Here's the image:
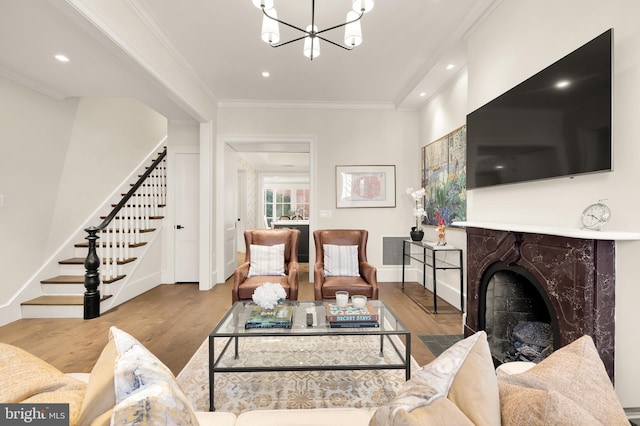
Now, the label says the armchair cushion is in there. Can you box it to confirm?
[248,243,286,277]
[323,244,359,277]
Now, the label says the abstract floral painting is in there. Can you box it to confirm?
[421,126,467,226]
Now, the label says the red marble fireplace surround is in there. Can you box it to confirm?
[464,226,615,379]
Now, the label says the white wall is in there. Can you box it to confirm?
[217,107,420,279]
[48,98,167,253]
[463,0,640,407]
[418,70,469,311]
[168,122,200,147]
[0,78,78,319]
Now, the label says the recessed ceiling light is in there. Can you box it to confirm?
[54,54,70,62]
[446,63,455,70]
[419,92,427,97]
[556,80,570,89]
[262,71,270,77]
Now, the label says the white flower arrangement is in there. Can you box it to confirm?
[406,187,427,230]
[252,282,286,310]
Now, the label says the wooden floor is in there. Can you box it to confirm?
[0,265,463,376]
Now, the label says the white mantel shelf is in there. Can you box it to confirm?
[452,221,640,241]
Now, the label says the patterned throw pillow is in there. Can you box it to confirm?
[248,244,286,277]
[110,327,199,426]
[323,244,359,277]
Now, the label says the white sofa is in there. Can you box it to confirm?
[2,327,628,426]
[71,372,373,426]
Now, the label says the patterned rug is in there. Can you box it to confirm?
[177,334,418,415]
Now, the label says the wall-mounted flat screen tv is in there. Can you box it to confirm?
[466,29,612,189]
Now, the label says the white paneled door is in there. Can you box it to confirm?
[174,151,199,282]
[224,145,238,280]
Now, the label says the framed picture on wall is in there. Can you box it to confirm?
[421,125,467,226]
[335,165,396,208]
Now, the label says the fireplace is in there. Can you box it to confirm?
[482,266,559,364]
[464,226,615,379]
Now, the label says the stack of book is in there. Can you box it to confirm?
[325,302,380,328]
[245,304,294,329]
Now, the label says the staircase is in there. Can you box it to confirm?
[20,149,167,319]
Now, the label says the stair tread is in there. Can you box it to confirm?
[111,204,165,208]
[100,216,164,220]
[103,228,156,233]
[59,257,137,265]
[41,274,126,284]
[21,295,112,306]
[41,275,84,284]
[74,241,146,248]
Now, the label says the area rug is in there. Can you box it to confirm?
[177,334,418,415]
[419,334,464,357]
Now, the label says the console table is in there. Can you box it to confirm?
[401,240,464,314]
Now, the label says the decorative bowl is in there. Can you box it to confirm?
[352,295,367,308]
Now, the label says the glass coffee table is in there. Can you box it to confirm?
[208,300,411,411]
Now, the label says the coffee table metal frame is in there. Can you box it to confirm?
[208,300,411,411]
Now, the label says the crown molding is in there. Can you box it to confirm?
[218,99,399,111]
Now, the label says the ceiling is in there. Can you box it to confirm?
[0,0,498,171]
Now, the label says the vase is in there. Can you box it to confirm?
[437,224,446,246]
[410,229,424,241]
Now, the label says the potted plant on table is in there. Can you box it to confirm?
[406,187,426,241]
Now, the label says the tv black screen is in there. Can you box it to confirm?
[466,29,612,189]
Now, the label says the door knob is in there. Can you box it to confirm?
[176,225,184,229]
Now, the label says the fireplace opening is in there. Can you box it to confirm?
[479,263,560,366]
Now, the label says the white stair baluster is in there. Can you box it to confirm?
[124,203,130,260]
[152,169,159,217]
[118,212,124,262]
[134,193,140,245]
[104,225,111,281]
[162,158,167,206]
[111,220,117,278]
[145,179,151,230]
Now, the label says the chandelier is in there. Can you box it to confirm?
[252,0,375,60]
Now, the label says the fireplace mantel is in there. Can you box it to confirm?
[453,221,640,241]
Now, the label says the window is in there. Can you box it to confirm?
[264,185,309,226]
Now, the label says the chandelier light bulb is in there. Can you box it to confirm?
[352,0,374,14]
[303,25,320,59]
[261,8,280,44]
[344,11,363,47]
[252,0,274,9]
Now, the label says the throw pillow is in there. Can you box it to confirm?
[323,244,360,277]
[498,335,627,425]
[248,243,286,277]
[77,338,117,426]
[109,326,199,426]
[370,331,501,426]
[0,342,87,426]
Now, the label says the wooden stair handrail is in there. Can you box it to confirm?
[83,148,167,319]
